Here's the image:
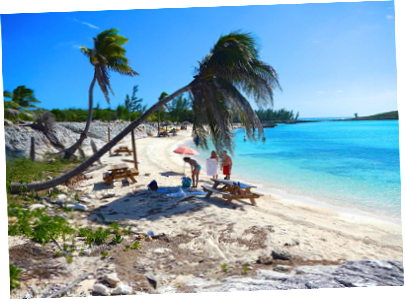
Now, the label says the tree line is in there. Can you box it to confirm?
[4,85,297,124]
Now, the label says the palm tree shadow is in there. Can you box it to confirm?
[92,182,115,191]
[87,190,243,223]
[160,171,184,177]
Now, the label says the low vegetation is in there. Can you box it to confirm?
[9,264,22,290]
[353,110,398,120]
[6,157,81,196]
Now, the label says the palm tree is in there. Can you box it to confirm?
[10,31,281,193]
[3,86,41,121]
[63,28,138,158]
[156,92,168,134]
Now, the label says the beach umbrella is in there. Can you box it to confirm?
[174,146,200,155]
[173,146,200,174]
[161,120,173,131]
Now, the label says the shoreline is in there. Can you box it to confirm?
[8,127,403,298]
[138,131,403,261]
[179,136,402,227]
[12,127,399,262]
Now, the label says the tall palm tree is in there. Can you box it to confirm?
[10,31,281,193]
[3,86,41,121]
[63,28,138,158]
[156,92,168,134]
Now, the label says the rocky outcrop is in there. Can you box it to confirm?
[4,121,157,161]
[186,260,404,292]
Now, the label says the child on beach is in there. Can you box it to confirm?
[221,150,232,180]
[183,157,201,188]
[209,150,219,179]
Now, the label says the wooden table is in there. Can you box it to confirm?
[202,178,263,205]
[103,163,138,185]
[113,146,133,156]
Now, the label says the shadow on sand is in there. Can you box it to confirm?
[86,187,252,223]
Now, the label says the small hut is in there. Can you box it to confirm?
[161,120,173,132]
[182,121,192,130]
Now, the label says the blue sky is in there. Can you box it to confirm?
[0,0,399,118]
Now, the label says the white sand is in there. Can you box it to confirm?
[78,128,403,263]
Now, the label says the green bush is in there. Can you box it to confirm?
[9,264,22,290]
[82,227,111,246]
[111,233,123,245]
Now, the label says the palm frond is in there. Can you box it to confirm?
[216,78,263,140]
[189,31,281,153]
[82,28,139,104]
[95,65,112,103]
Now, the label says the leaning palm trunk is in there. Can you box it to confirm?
[63,72,97,158]
[10,84,193,194]
[10,31,280,193]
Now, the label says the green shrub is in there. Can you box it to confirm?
[111,233,123,245]
[82,227,110,246]
[125,240,142,251]
[9,264,22,290]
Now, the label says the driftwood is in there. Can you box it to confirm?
[90,139,102,165]
[43,273,90,298]
[30,137,35,161]
[78,147,86,161]
[50,236,71,262]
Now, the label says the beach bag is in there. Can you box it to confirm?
[182,177,192,188]
[148,180,158,191]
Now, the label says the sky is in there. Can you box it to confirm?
[0,1,399,118]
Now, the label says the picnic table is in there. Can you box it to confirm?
[113,146,133,156]
[103,163,138,185]
[202,178,263,205]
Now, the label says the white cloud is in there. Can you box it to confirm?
[72,17,99,29]
[386,15,394,20]
[336,90,343,93]
[82,22,99,29]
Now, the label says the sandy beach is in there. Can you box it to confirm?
[76,128,403,263]
[7,127,404,298]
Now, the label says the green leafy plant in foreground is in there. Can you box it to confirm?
[125,240,142,251]
[83,227,111,246]
[8,205,76,262]
[102,251,109,258]
[111,233,123,245]
[220,263,228,273]
[9,264,22,290]
[108,222,120,234]
[242,265,250,274]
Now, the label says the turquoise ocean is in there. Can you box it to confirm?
[189,120,402,221]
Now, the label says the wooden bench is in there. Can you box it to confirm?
[103,172,112,183]
[113,146,133,156]
[201,185,233,197]
[103,164,137,185]
[202,179,262,206]
[129,168,139,176]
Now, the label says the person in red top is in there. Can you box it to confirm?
[221,150,233,180]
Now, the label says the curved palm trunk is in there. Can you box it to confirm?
[63,71,97,159]
[10,83,193,194]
